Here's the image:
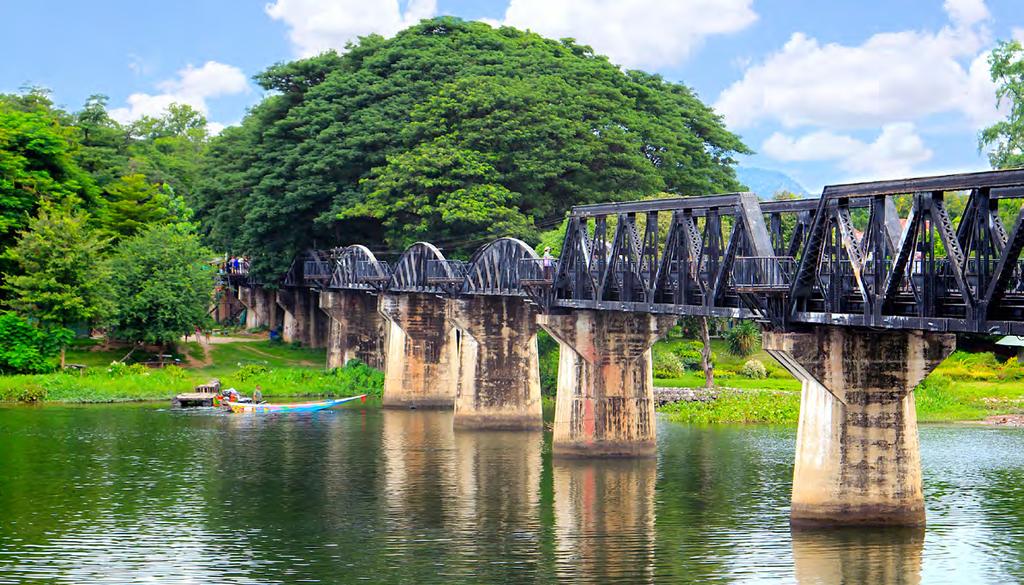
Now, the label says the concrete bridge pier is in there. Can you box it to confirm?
[764,328,955,526]
[379,293,457,409]
[447,296,543,430]
[320,290,387,370]
[540,311,677,457]
[276,288,329,348]
[238,285,278,330]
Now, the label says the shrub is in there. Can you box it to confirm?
[653,348,686,379]
[538,330,559,396]
[162,365,188,380]
[0,312,69,374]
[335,359,385,398]
[106,361,148,377]
[235,364,271,381]
[725,321,761,357]
[673,341,711,369]
[15,384,47,403]
[740,359,767,379]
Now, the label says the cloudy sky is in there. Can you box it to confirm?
[2,0,1021,193]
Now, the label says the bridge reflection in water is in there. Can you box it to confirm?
[791,527,925,585]
[553,458,657,583]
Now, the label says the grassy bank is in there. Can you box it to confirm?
[0,339,383,404]
[655,341,1024,425]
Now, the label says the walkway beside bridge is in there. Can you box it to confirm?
[232,168,1024,527]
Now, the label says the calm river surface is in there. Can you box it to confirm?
[1,404,1024,584]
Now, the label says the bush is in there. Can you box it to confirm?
[335,359,385,398]
[235,364,271,381]
[14,384,47,403]
[538,330,559,396]
[653,348,686,379]
[740,359,767,379]
[673,341,710,369]
[725,321,761,357]
[106,361,148,377]
[0,312,70,374]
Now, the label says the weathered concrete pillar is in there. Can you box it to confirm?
[539,311,676,457]
[238,285,277,329]
[764,327,955,526]
[379,293,457,408]
[276,288,329,348]
[320,290,387,370]
[306,290,329,349]
[447,297,543,430]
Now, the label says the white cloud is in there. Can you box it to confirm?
[496,0,757,69]
[763,123,933,179]
[716,1,995,130]
[110,61,249,123]
[944,0,989,27]
[1013,27,1024,42]
[266,0,437,57]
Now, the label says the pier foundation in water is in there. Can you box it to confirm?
[765,327,955,526]
[540,310,676,457]
[448,296,543,430]
[379,293,457,409]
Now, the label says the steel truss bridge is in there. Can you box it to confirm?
[248,169,1024,334]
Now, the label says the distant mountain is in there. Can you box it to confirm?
[735,166,810,199]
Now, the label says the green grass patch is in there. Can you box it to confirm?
[660,389,800,425]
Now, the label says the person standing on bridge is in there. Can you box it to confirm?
[542,247,554,281]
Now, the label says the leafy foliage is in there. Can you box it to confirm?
[98,174,189,239]
[740,359,767,379]
[653,347,686,379]
[105,225,215,345]
[3,204,113,329]
[724,321,761,357]
[0,94,96,259]
[0,312,70,374]
[980,40,1024,169]
[195,17,749,279]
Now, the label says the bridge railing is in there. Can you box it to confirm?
[303,260,333,285]
[732,256,798,292]
[517,258,557,286]
[355,260,393,288]
[425,259,468,293]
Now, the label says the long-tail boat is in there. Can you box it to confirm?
[226,395,366,414]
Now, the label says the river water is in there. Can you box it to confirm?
[1,404,1023,584]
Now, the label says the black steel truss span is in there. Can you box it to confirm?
[283,168,1024,335]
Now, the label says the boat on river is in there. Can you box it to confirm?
[226,395,366,414]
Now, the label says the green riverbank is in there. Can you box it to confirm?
[3,336,1023,426]
[654,340,1024,424]
[0,338,383,403]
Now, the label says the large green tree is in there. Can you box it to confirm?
[3,204,112,366]
[105,225,214,346]
[0,95,96,255]
[980,40,1024,169]
[195,17,749,280]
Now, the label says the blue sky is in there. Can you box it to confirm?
[2,0,1021,194]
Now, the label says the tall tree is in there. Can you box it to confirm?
[980,40,1024,169]
[98,174,188,239]
[195,17,749,280]
[0,96,96,255]
[3,204,112,366]
[105,224,214,346]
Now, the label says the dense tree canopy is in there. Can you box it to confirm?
[194,17,749,278]
[105,225,215,346]
[980,40,1024,169]
[3,204,112,364]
